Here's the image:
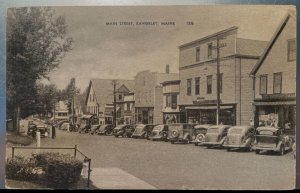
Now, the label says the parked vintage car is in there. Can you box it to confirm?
[252,126,293,155]
[201,125,231,148]
[168,123,195,144]
[78,115,97,134]
[149,124,169,141]
[192,124,212,146]
[222,126,255,151]
[113,124,135,138]
[97,124,114,135]
[36,125,49,138]
[90,125,101,135]
[27,123,37,138]
[132,124,155,139]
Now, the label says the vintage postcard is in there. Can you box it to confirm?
[4,4,297,190]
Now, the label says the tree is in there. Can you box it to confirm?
[7,7,73,132]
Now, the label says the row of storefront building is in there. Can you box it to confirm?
[84,11,296,133]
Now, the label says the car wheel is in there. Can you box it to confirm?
[171,141,175,144]
[114,135,118,138]
[255,149,260,154]
[186,136,191,144]
[227,148,231,152]
[106,131,112,136]
[194,143,198,146]
[279,145,285,156]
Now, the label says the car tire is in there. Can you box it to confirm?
[279,145,285,156]
[227,148,231,152]
[171,141,175,144]
[194,143,198,146]
[255,149,260,154]
[106,131,112,136]
[114,135,118,138]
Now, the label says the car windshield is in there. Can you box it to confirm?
[153,125,164,131]
[207,127,219,134]
[229,128,243,135]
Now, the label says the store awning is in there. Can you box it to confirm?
[185,105,233,110]
[81,114,94,119]
[254,101,296,106]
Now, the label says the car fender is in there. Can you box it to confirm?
[244,138,252,147]
[183,133,190,140]
[220,136,227,144]
[277,141,284,150]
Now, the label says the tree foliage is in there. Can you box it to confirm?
[6,7,72,131]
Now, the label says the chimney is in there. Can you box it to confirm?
[165,64,170,74]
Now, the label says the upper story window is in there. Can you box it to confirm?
[273,72,282,94]
[119,94,122,100]
[207,75,212,94]
[259,75,268,95]
[219,73,223,94]
[195,77,200,95]
[166,94,177,109]
[195,47,200,62]
[288,39,296,61]
[127,103,131,111]
[187,79,192,96]
[208,43,213,59]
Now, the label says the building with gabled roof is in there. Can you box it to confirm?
[250,10,296,136]
[85,79,134,125]
[178,26,268,125]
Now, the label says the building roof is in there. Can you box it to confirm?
[85,79,135,105]
[155,73,179,86]
[250,11,294,75]
[236,38,268,57]
[160,79,181,86]
[179,26,238,48]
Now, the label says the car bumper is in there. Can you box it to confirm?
[201,142,222,146]
[251,146,280,152]
[222,142,250,148]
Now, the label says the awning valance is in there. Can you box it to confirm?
[185,105,233,110]
[254,101,296,106]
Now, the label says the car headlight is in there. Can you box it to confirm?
[172,130,178,137]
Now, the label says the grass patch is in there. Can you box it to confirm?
[6,134,34,146]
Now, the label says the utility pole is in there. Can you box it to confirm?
[112,80,118,127]
[216,37,220,125]
[214,35,226,125]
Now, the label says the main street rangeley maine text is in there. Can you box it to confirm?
[5,6,296,190]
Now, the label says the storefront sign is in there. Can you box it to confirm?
[192,99,220,105]
[261,93,295,101]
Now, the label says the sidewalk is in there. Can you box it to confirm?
[90,168,157,189]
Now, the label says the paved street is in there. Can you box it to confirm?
[8,126,293,190]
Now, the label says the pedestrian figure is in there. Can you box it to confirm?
[52,124,56,139]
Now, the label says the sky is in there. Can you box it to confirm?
[41,5,294,92]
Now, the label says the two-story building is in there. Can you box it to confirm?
[122,92,135,124]
[178,26,268,125]
[250,11,296,135]
[161,80,185,124]
[135,68,179,124]
[85,79,134,125]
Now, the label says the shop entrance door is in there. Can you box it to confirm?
[142,110,149,124]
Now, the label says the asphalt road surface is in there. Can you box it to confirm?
[9,124,296,190]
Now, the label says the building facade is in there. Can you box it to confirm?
[250,12,296,135]
[135,70,179,124]
[85,79,134,125]
[161,80,184,124]
[179,26,268,125]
